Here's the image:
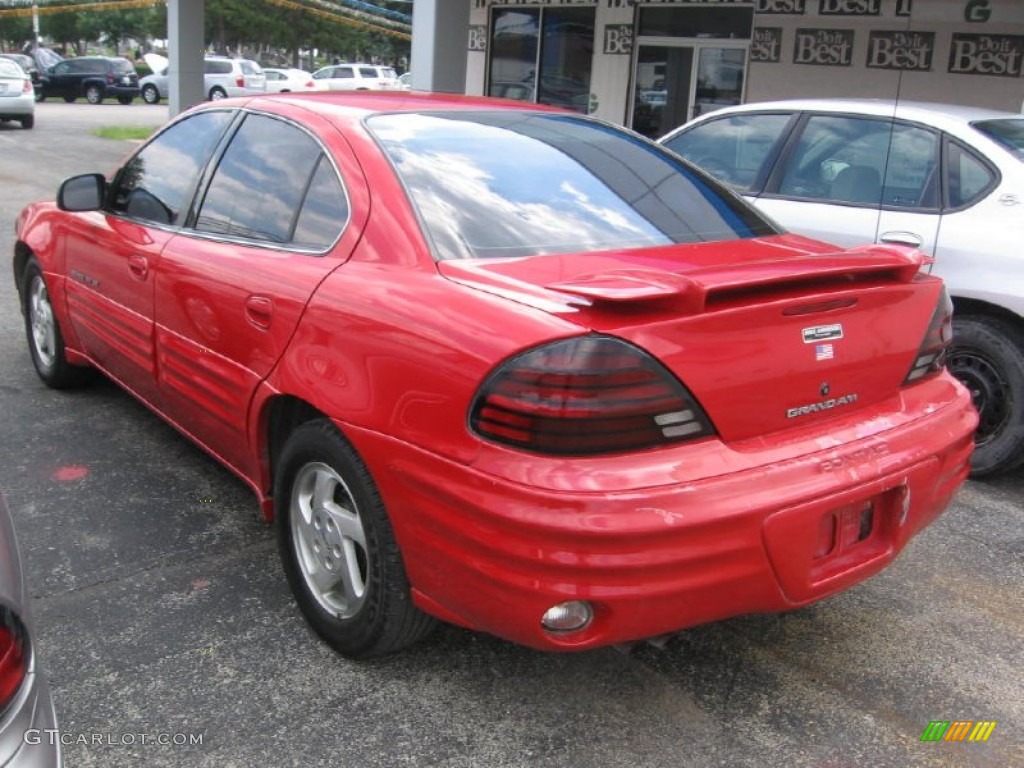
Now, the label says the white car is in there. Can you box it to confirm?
[660,99,1024,476]
[0,58,34,129]
[262,68,316,94]
[139,53,266,103]
[311,63,397,91]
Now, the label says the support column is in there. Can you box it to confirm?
[410,0,469,93]
[168,0,205,116]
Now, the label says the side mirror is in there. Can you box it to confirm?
[57,173,106,212]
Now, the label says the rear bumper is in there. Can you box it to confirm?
[345,374,976,651]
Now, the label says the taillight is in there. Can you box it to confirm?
[470,335,714,455]
[0,607,28,713]
[106,73,114,84]
[304,80,314,89]
[22,79,32,94]
[236,75,245,88]
[904,285,953,385]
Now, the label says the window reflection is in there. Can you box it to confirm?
[370,112,775,261]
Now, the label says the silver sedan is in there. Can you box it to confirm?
[0,492,61,766]
[660,99,1024,477]
[0,59,34,129]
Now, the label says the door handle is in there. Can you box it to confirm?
[128,254,148,280]
[879,231,923,248]
[245,295,274,329]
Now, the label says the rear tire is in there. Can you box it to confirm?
[948,315,1024,476]
[20,115,33,129]
[20,260,95,389]
[275,419,436,658]
[208,86,227,101]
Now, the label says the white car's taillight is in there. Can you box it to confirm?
[904,286,954,385]
[470,335,714,455]
[22,80,32,94]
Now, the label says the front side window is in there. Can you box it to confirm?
[110,110,234,226]
[196,114,325,244]
[662,113,792,192]
[369,111,776,261]
[778,115,939,209]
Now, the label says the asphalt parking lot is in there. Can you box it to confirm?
[1,101,1022,768]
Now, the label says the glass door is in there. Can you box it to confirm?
[631,43,747,139]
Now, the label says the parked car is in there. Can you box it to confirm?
[139,54,265,103]
[0,58,34,129]
[262,67,316,94]
[0,493,62,766]
[37,55,139,104]
[312,63,397,91]
[14,93,976,659]
[660,99,1024,476]
[397,72,412,91]
[0,53,42,99]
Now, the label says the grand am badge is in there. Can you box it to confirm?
[787,393,859,419]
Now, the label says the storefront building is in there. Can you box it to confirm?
[461,0,1024,138]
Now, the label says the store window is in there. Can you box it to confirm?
[488,7,595,114]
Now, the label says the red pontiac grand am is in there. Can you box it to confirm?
[13,92,977,658]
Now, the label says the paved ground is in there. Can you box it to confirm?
[1,102,1021,768]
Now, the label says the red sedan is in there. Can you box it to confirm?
[13,92,977,658]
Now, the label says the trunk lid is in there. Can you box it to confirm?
[439,234,939,442]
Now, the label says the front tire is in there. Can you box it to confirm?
[948,315,1024,476]
[142,84,160,104]
[275,420,436,658]
[21,260,94,389]
[85,85,102,104]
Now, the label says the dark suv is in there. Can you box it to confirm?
[39,56,140,104]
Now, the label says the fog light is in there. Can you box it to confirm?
[540,601,593,633]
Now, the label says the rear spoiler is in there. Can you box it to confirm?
[547,246,929,313]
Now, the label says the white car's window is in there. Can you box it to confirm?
[778,115,939,210]
[337,68,353,79]
[359,68,377,78]
[974,118,1024,161]
[0,60,22,78]
[947,142,996,209]
[661,113,792,192]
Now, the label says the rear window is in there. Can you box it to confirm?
[0,60,22,78]
[973,119,1024,161]
[111,58,135,75]
[368,111,777,261]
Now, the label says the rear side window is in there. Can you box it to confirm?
[946,141,996,209]
[369,111,776,260]
[662,113,791,192]
[205,60,232,75]
[292,157,349,249]
[196,114,337,246]
[111,110,234,225]
[359,68,377,78]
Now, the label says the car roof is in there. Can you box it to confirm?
[234,90,568,119]
[689,98,1022,133]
